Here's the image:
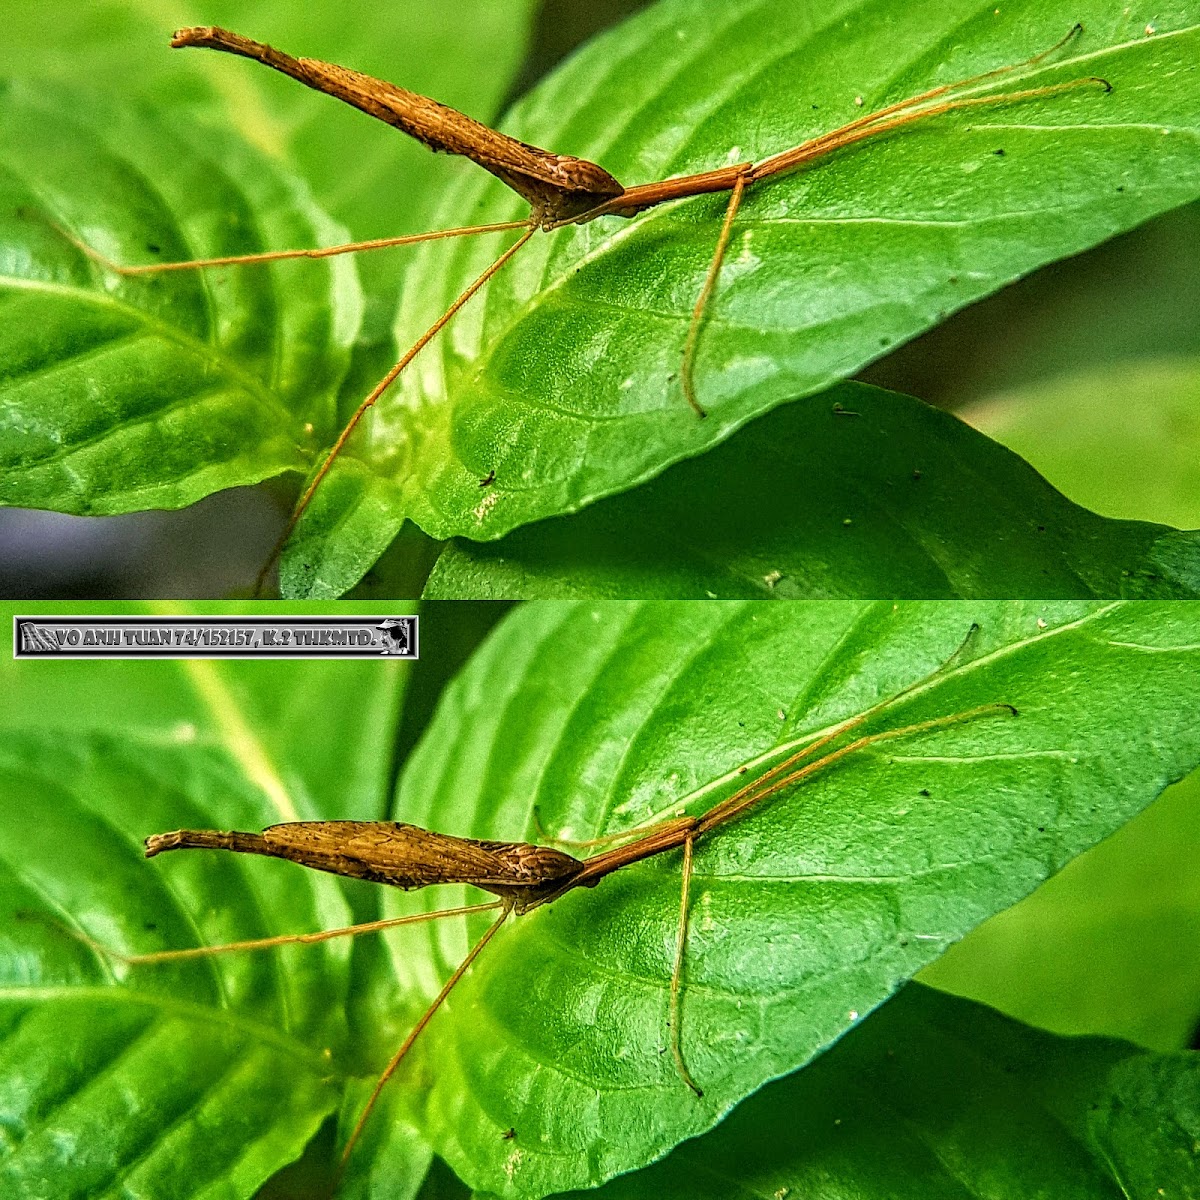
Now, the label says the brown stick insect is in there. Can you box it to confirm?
[66,23,1112,593]
[73,632,1017,1180]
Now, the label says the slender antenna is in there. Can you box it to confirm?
[572,623,999,886]
[46,902,504,965]
[561,700,1015,1096]
[695,621,987,827]
[57,220,530,276]
[749,24,1090,183]
[536,808,693,851]
[537,624,984,854]
[698,703,1016,834]
[340,906,512,1171]
[751,77,1109,183]
[669,833,701,1096]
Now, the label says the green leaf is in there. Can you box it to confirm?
[0,601,413,823]
[280,0,1200,596]
[544,984,1200,1200]
[0,734,351,1198]
[964,357,1200,530]
[381,601,1200,1197]
[336,1086,434,1200]
[0,0,538,527]
[421,382,1200,599]
[860,198,1200,404]
[7,602,1199,1197]
[0,82,361,515]
[0,604,422,1199]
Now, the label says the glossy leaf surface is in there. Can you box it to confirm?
[0,83,360,514]
[0,0,536,532]
[0,604,415,1198]
[5,602,1199,1197]
[423,383,1200,599]
[549,984,1200,1200]
[382,601,1200,1196]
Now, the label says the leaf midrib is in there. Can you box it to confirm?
[0,984,333,1073]
[0,274,301,428]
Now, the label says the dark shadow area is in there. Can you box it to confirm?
[0,486,284,599]
[504,0,657,106]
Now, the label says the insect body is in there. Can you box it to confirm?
[170,27,626,228]
[146,820,590,911]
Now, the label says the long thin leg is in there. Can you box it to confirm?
[675,72,1104,417]
[698,702,1016,834]
[750,23,1090,181]
[538,716,865,858]
[253,226,537,596]
[750,75,1109,183]
[669,832,702,1097]
[340,905,512,1171]
[680,172,748,419]
[582,624,990,876]
[54,219,531,276]
[695,623,988,825]
[42,901,504,965]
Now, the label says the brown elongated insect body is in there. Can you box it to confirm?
[145,820,588,911]
[171,27,625,226]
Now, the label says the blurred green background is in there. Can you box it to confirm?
[1,0,1196,596]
